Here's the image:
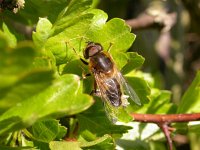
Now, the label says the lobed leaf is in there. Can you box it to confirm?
[34,2,137,68]
[134,89,176,114]
[121,52,145,74]
[77,100,132,137]
[32,18,53,49]
[79,134,115,149]
[27,119,67,143]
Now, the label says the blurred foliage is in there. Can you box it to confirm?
[0,0,199,150]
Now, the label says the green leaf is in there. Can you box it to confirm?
[126,76,151,105]
[122,89,176,143]
[103,98,133,123]
[50,134,115,150]
[0,41,35,77]
[177,71,200,113]
[116,139,150,150]
[77,100,132,137]
[83,14,136,69]
[53,0,93,34]
[188,121,200,135]
[61,60,87,77]
[8,0,70,25]
[149,141,168,150]
[32,18,53,49]
[121,52,145,74]
[0,146,35,150]
[0,32,8,50]
[41,6,135,66]
[80,133,115,149]
[131,88,176,115]
[82,8,135,53]
[50,141,82,150]
[117,121,161,146]
[28,119,67,143]
[0,70,54,114]
[0,35,56,114]
[86,17,135,53]
[189,132,200,150]
[1,23,17,48]
[0,74,93,135]
[0,39,55,115]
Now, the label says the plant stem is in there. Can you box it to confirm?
[158,123,173,150]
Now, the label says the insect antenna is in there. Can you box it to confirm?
[107,42,113,52]
[65,38,89,64]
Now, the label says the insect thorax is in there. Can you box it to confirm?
[90,52,114,74]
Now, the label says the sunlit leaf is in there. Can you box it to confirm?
[32,18,53,49]
[50,141,81,150]
[0,74,93,135]
[1,23,17,48]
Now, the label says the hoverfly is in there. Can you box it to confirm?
[83,42,141,122]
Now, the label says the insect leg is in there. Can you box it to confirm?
[90,81,101,97]
[82,72,91,79]
[80,58,89,65]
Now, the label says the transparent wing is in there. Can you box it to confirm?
[117,72,141,106]
[93,72,121,123]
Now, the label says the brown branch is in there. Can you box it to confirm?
[126,13,158,30]
[131,113,200,123]
[131,113,200,150]
[126,12,177,31]
[10,20,34,39]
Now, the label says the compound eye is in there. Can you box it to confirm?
[95,44,103,51]
[88,46,99,57]
[84,46,98,59]
[84,42,103,59]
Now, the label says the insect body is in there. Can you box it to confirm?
[84,42,141,121]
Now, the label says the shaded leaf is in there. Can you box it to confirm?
[80,134,115,150]
[0,146,35,150]
[28,119,67,143]
[0,41,35,77]
[134,89,176,114]
[126,76,151,106]
[121,52,145,74]
[116,139,149,150]
[77,99,132,137]
[177,71,200,113]
[188,121,200,135]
